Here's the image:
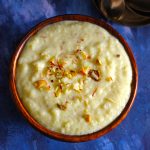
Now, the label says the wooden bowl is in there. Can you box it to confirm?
[10,14,138,142]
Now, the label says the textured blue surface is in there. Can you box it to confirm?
[0,0,150,149]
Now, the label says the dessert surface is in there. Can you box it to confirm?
[16,21,132,135]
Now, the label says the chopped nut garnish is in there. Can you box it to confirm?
[116,54,120,57]
[33,80,48,89]
[80,51,88,59]
[105,98,116,104]
[92,87,98,96]
[70,70,77,77]
[49,61,55,67]
[83,114,91,123]
[55,70,63,79]
[57,103,67,110]
[33,80,50,91]
[88,69,101,81]
[74,49,89,59]
[34,49,103,95]
[96,59,102,65]
[54,87,61,97]
[59,84,63,90]
[106,77,113,81]
[79,68,86,76]
[67,73,72,79]
[49,56,55,63]
[87,55,91,59]
[57,59,65,69]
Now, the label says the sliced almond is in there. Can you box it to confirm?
[88,69,101,81]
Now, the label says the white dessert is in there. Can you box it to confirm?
[16,21,132,135]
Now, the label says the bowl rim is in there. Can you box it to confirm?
[10,14,138,142]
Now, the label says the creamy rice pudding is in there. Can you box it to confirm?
[16,21,132,135]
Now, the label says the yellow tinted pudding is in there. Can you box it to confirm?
[16,21,132,135]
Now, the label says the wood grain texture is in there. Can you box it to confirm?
[10,14,138,142]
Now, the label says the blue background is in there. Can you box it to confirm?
[0,0,150,149]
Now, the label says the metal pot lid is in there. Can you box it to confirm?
[93,0,150,26]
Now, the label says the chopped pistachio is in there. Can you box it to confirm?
[80,51,88,59]
[54,87,61,97]
[84,101,89,107]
